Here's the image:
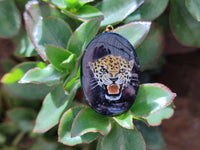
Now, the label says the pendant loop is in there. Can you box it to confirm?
[103,25,114,33]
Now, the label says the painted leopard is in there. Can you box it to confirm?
[88,55,137,101]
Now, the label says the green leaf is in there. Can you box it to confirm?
[1,59,15,73]
[100,123,145,150]
[62,5,103,21]
[13,28,37,57]
[14,0,29,11]
[0,133,6,144]
[154,11,170,34]
[33,80,81,133]
[48,0,92,9]
[58,106,99,146]
[114,21,151,48]
[19,64,62,86]
[7,108,37,132]
[112,111,134,129]
[0,122,19,136]
[1,62,53,100]
[144,103,174,126]
[185,0,200,21]
[29,138,59,150]
[34,17,72,57]
[64,67,81,92]
[131,83,176,117]
[170,0,200,47]
[136,24,164,71]
[1,68,24,84]
[124,0,169,23]
[45,45,74,71]
[79,0,94,3]
[71,107,111,137]
[48,0,67,8]
[0,0,21,38]
[60,54,76,71]
[67,19,101,56]
[96,0,144,27]
[24,1,66,60]
[135,121,165,149]
[97,136,103,150]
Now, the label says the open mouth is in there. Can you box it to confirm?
[107,84,120,94]
[105,84,122,101]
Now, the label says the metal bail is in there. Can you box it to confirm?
[103,25,114,33]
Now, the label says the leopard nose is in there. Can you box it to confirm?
[110,78,118,82]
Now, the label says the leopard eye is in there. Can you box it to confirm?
[120,68,125,73]
[100,67,107,73]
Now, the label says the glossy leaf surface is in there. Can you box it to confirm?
[71,107,111,137]
[114,21,151,48]
[100,123,145,150]
[79,0,94,3]
[131,83,176,117]
[60,54,76,71]
[1,62,52,100]
[136,24,164,71]
[64,66,80,93]
[170,0,200,47]
[144,103,174,126]
[33,81,80,133]
[124,0,169,22]
[62,5,103,21]
[113,111,134,129]
[0,0,21,38]
[185,0,200,21]
[19,64,62,86]
[96,0,144,27]
[24,1,65,60]
[34,17,72,55]
[58,106,99,146]
[48,0,67,8]
[67,19,101,56]
[45,45,74,71]
[48,0,93,9]
[13,28,37,57]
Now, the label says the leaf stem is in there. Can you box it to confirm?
[12,132,25,147]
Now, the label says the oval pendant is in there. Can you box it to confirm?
[81,33,140,116]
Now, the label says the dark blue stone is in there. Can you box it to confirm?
[81,33,140,116]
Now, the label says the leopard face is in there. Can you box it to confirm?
[89,55,135,101]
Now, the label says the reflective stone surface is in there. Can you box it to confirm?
[81,33,140,116]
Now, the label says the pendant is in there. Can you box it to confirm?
[81,26,140,116]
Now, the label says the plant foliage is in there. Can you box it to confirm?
[5,0,200,149]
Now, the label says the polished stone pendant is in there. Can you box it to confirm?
[81,32,140,116]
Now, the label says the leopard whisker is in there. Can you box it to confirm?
[130,82,139,86]
[90,81,98,86]
[89,79,97,83]
[131,73,138,78]
[89,78,96,81]
[130,78,138,81]
[90,83,99,89]
[117,77,124,83]
[103,76,111,84]
[105,77,111,83]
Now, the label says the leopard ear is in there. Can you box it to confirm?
[129,59,135,69]
[88,61,95,71]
